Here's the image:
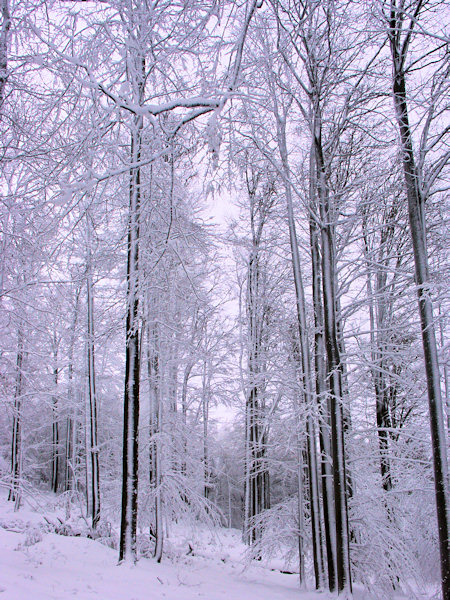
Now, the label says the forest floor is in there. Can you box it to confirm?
[0,490,423,600]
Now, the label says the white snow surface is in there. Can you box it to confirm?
[0,491,423,600]
[0,492,321,600]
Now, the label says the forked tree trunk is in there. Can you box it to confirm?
[310,185,337,591]
[313,121,352,597]
[277,116,324,589]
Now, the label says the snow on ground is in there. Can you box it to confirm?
[0,491,422,600]
[0,491,319,600]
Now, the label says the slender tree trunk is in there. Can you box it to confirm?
[0,0,10,115]
[84,381,91,515]
[65,402,79,499]
[202,359,211,500]
[245,383,262,544]
[277,115,324,589]
[361,212,393,494]
[243,178,271,545]
[65,286,80,493]
[437,303,449,435]
[9,326,23,505]
[86,230,100,529]
[65,417,72,493]
[181,361,193,478]
[51,337,60,494]
[243,392,252,543]
[361,209,403,589]
[296,430,306,590]
[153,392,163,563]
[148,319,163,562]
[389,9,449,595]
[227,475,232,528]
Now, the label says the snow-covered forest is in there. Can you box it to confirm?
[0,0,448,598]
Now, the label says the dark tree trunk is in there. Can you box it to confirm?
[314,127,352,596]
[202,359,211,500]
[361,209,394,495]
[310,185,337,592]
[389,6,449,595]
[9,327,23,505]
[51,339,60,494]
[277,117,324,589]
[119,110,143,564]
[243,172,272,546]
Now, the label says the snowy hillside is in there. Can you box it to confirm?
[0,492,319,600]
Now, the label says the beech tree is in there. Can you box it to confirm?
[384,1,450,596]
[243,164,275,544]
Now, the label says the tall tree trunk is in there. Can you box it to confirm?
[51,336,60,494]
[277,116,324,589]
[181,361,193,478]
[65,416,73,493]
[0,0,10,115]
[148,319,163,562]
[389,6,449,595]
[243,173,271,546]
[86,227,100,529]
[296,429,307,590]
[437,303,449,436]
[119,107,143,564]
[313,120,352,596]
[310,147,337,592]
[9,326,23,506]
[202,359,211,500]
[65,286,81,493]
[361,210,393,494]
[84,383,92,516]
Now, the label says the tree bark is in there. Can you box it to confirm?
[9,326,23,506]
[202,358,211,500]
[243,172,272,545]
[119,108,143,564]
[51,336,60,494]
[0,0,10,114]
[86,225,100,529]
[313,121,352,596]
[310,169,337,591]
[65,285,80,493]
[147,319,163,562]
[361,209,393,494]
[389,5,449,595]
[277,116,325,589]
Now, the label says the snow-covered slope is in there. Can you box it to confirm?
[0,494,319,600]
